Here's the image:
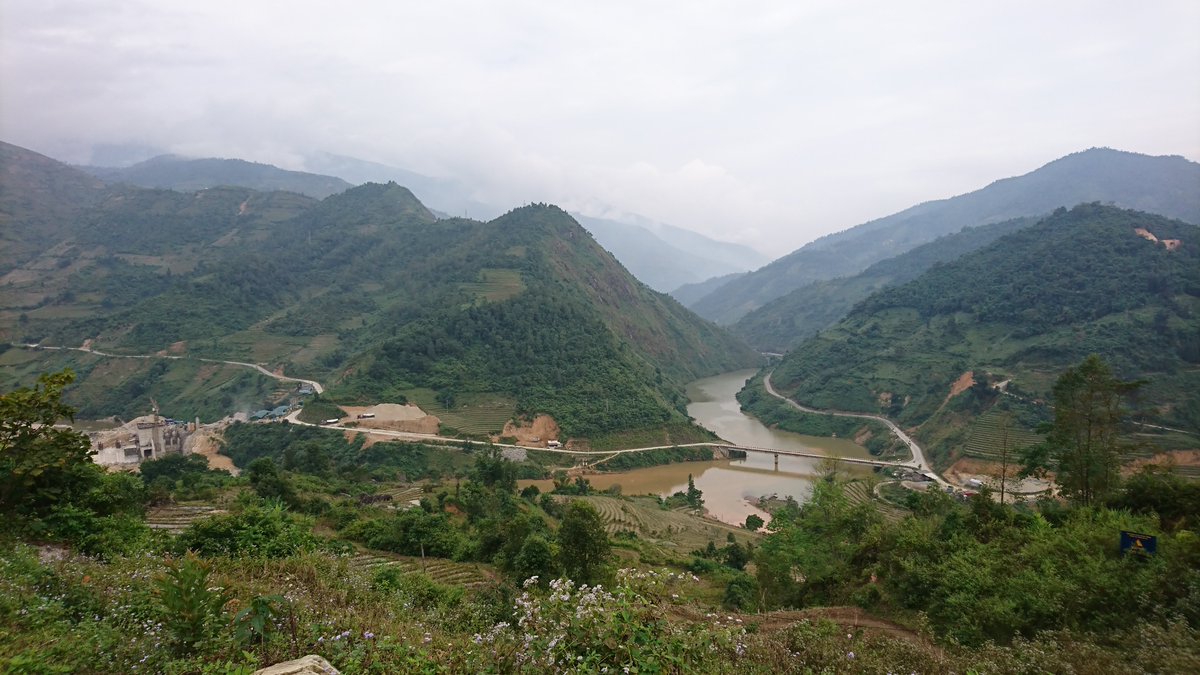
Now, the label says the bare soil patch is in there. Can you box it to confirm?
[946,456,1048,494]
[1125,449,1200,475]
[341,403,440,434]
[946,371,975,401]
[496,414,560,446]
[187,428,238,475]
[671,604,937,653]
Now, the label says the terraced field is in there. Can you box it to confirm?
[578,495,755,556]
[967,412,1190,476]
[1171,464,1200,480]
[349,551,493,588]
[146,504,225,533]
[963,411,1042,461]
[377,485,426,507]
[843,480,906,521]
[401,388,515,435]
[459,268,525,304]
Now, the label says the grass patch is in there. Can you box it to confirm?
[297,397,347,424]
[459,268,525,305]
[402,388,515,436]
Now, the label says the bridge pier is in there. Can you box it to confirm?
[774,453,779,470]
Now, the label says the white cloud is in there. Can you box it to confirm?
[2,0,1198,254]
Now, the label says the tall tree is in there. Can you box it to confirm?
[1023,355,1144,506]
[556,500,610,585]
[992,411,1017,505]
[0,369,97,517]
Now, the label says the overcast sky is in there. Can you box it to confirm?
[3,1,1198,253]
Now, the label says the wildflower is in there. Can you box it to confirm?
[317,636,325,644]
[847,651,855,659]
[364,631,375,640]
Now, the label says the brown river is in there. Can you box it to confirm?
[525,369,874,527]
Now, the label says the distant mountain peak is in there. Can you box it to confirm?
[690,147,1200,324]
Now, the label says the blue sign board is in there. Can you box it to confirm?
[1120,531,1157,558]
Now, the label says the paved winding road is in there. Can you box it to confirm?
[763,371,948,486]
[18,341,946,483]
[16,342,325,394]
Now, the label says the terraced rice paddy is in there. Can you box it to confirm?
[145,504,225,533]
[843,480,907,521]
[1174,465,1200,479]
[459,268,525,304]
[349,551,493,588]
[377,485,426,507]
[578,495,754,555]
[963,411,1042,461]
[401,388,515,435]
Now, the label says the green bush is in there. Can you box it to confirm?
[155,553,231,655]
[176,503,320,558]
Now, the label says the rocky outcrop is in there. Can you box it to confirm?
[252,655,339,675]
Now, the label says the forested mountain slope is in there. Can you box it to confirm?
[769,204,1200,462]
[0,141,110,274]
[691,148,1200,324]
[734,216,1038,351]
[1,143,756,436]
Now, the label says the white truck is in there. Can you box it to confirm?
[546,440,562,449]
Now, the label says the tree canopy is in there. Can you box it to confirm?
[0,369,95,517]
[1023,354,1144,505]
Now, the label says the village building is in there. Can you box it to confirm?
[90,403,197,466]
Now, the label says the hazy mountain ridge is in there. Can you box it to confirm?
[689,148,1200,324]
[670,272,746,306]
[74,147,771,293]
[733,216,1039,351]
[573,215,756,292]
[81,154,354,199]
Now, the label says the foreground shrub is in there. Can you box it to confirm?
[156,553,232,655]
[474,568,746,672]
[176,502,320,558]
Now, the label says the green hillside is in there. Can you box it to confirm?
[81,154,354,199]
[0,140,110,274]
[691,148,1200,324]
[769,204,1200,466]
[1,143,756,436]
[734,216,1038,351]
